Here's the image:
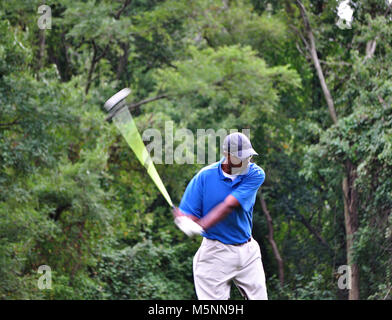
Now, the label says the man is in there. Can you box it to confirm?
[173,132,268,300]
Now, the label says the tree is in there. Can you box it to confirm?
[290,0,392,299]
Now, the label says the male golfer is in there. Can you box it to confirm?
[173,132,268,300]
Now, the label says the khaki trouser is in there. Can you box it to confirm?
[193,237,268,300]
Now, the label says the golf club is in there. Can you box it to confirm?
[104,88,174,208]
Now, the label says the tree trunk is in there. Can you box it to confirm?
[37,0,46,76]
[259,193,284,287]
[37,28,46,78]
[342,160,360,300]
[85,44,97,95]
[365,39,377,60]
[116,42,130,80]
[85,42,109,94]
[295,0,360,299]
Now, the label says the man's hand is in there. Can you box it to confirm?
[173,207,204,237]
[172,206,183,219]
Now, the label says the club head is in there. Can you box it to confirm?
[104,88,131,122]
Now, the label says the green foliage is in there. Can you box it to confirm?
[0,0,391,301]
[152,44,300,131]
[299,0,392,300]
[93,240,195,299]
[184,0,290,65]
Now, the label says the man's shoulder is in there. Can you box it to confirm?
[247,163,265,180]
[196,161,220,177]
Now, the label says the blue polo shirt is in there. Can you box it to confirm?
[179,158,265,244]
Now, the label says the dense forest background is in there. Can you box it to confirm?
[0,0,391,300]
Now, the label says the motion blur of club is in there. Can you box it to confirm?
[104,88,174,208]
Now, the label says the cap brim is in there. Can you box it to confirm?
[236,148,258,160]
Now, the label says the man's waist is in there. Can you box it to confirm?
[205,236,252,246]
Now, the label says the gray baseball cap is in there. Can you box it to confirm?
[222,132,258,160]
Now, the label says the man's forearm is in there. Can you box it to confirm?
[173,207,199,222]
[198,196,239,230]
[174,196,240,231]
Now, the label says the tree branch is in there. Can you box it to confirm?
[295,41,311,60]
[385,1,392,17]
[295,212,334,255]
[104,94,168,121]
[115,0,132,19]
[319,60,351,67]
[289,24,309,50]
[128,94,168,110]
[259,192,284,287]
[296,0,338,124]
[50,204,71,221]
[383,286,392,300]
[0,118,20,127]
[85,41,110,94]
[95,43,110,63]
[364,39,377,62]
[362,2,392,63]
[378,95,389,110]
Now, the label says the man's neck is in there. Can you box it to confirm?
[222,158,242,175]
[222,157,250,175]
[221,162,232,175]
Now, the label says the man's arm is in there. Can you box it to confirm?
[173,207,199,221]
[198,195,240,230]
[173,195,240,230]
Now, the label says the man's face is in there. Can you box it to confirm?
[227,154,252,175]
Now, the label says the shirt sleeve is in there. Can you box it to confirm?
[179,172,203,219]
[231,166,265,212]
